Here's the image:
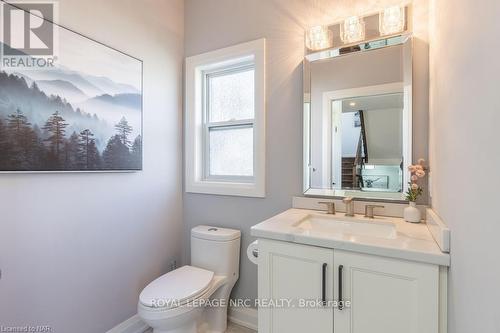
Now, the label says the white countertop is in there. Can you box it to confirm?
[251,208,450,266]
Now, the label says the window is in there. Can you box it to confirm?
[205,65,255,180]
[185,39,265,197]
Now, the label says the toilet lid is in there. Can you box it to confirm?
[139,265,214,308]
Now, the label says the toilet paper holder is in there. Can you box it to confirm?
[247,240,259,264]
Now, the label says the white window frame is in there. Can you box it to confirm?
[185,39,266,197]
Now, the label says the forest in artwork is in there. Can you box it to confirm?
[0,22,142,172]
[0,71,141,171]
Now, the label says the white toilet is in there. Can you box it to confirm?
[138,226,241,333]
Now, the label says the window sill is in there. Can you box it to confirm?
[186,179,265,198]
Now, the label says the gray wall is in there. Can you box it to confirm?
[184,0,429,303]
[429,0,500,331]
[0,0,184,332]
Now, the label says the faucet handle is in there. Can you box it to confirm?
[342,196,353,203]
[318,201,336,214]
[364,205,385,218]
[343,197,355,217]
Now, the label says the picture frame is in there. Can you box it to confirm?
[0,1,143,172]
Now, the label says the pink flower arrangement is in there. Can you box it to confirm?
[405,159,427,202]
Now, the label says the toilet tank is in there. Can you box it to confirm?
[191,226,241,282]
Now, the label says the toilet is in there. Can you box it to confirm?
[138,226,241,333]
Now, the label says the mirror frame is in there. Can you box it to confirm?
[303,35,413,202]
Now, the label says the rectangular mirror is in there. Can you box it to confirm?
[304,36,412,201]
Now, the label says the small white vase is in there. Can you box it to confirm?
[404,202,421,223]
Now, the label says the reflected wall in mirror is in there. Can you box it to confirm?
[304,36,412,201]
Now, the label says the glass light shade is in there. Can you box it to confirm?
[379,6,406,36]
[305,25,333,51]
[341,16,366,44]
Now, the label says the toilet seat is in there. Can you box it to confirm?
[140,266,214,309]
[138,274,228,325]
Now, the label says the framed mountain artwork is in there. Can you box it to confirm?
[0,2,142,172]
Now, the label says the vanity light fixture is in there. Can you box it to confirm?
[349,102,356,107]
[304,4,410,60]
[341,16,365,44]
[379,6,406,36]
[305,25,333,51]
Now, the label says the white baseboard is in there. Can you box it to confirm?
[106,314,149,333]
[228,306,258,331]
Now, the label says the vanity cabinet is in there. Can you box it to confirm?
[258,239,441,333]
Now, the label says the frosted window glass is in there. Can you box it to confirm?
[208,69,255,122]
[209,127,253,176]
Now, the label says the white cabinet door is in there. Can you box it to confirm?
[333,250,439,333]
[258,239,334,333]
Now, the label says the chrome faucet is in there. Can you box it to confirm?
[343,197,355,217]
[364,205,385,218]
[319,201,336,214]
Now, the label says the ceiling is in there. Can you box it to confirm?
[341,93,404,113]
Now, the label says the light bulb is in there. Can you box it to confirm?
[379,6,406,36]
[341,16,365,44]
[305,25,333,51]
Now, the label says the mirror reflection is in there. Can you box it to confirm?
[304,37,412,200]
[335,93,403,192]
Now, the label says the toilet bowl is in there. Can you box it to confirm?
[138,226,241,333]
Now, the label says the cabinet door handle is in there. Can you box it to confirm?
[338,265,344,310]
[322,263,327,306]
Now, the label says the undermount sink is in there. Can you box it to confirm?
[293,214,397,239]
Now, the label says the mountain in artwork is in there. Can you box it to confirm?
[0,31,142,172]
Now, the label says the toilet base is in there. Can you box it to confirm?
[200,305,228,333]
[139,303,204,333]
[152,320,196,333]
